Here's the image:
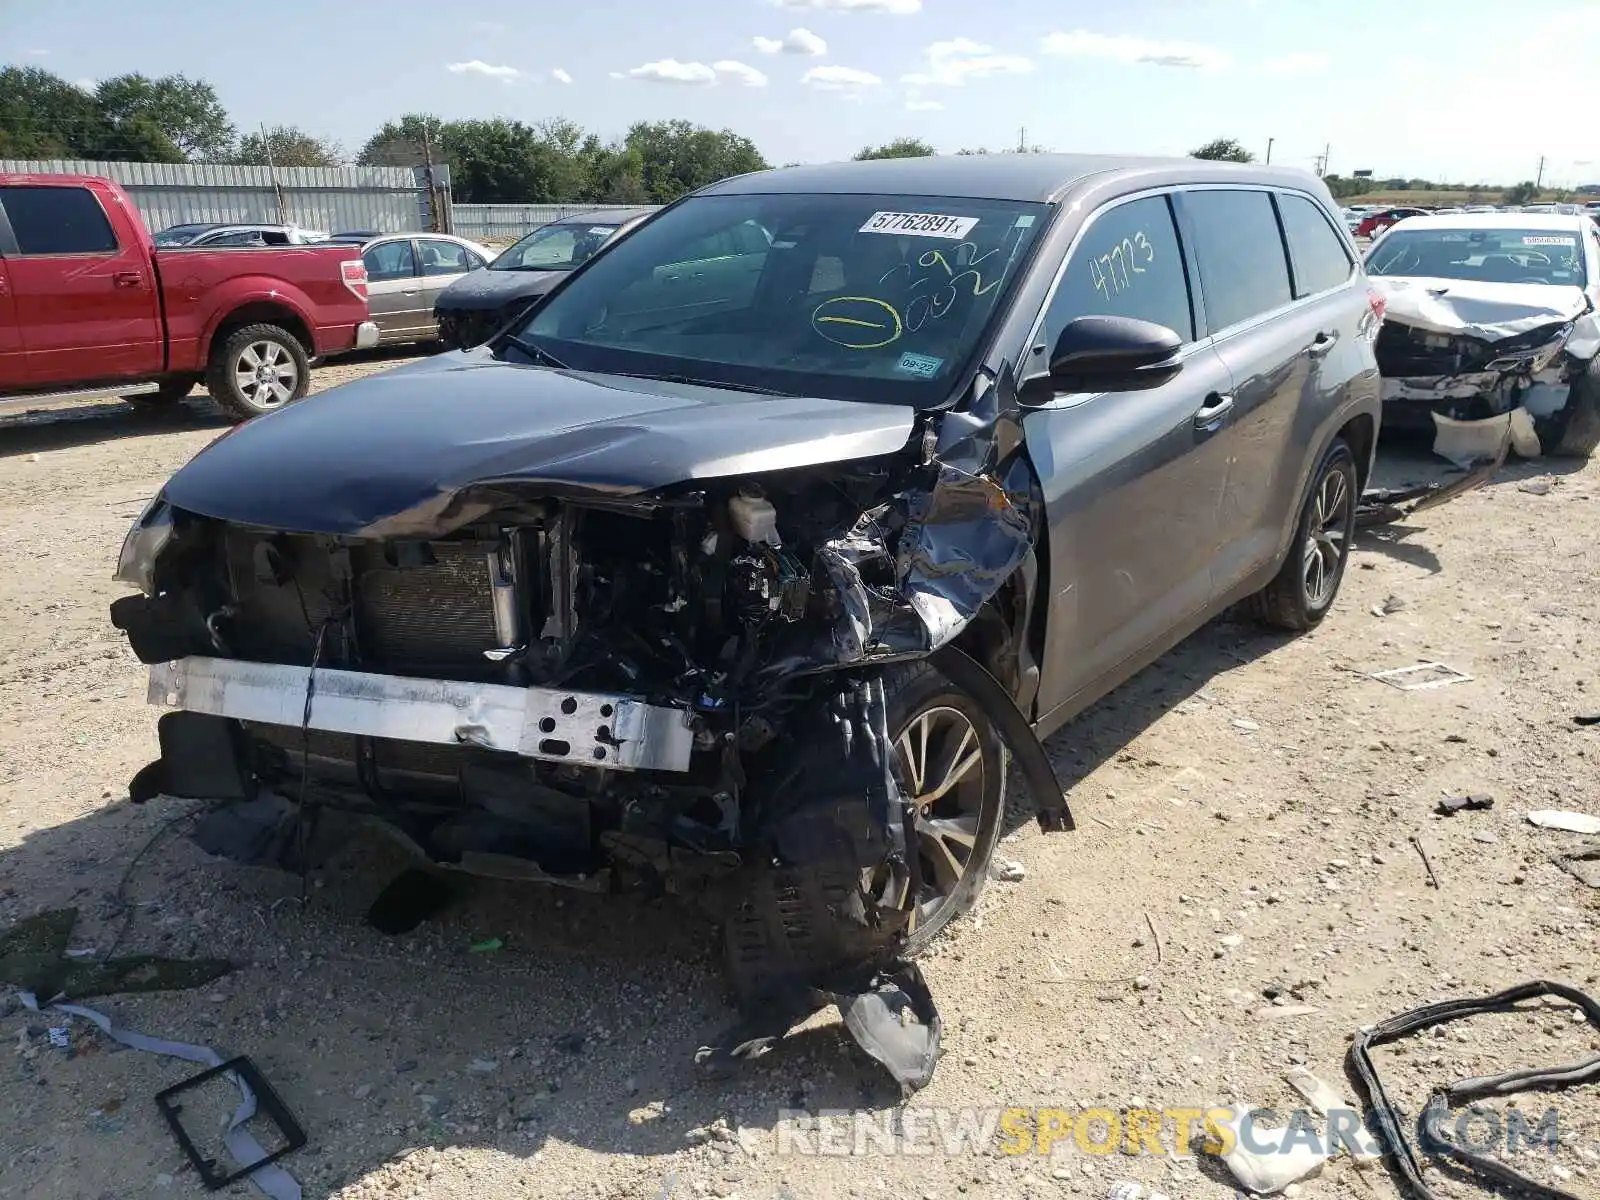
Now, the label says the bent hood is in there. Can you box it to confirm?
[434,268,564,312]
[1374,276,1589,341]
[162,352,917,536]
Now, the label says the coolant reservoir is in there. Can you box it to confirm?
[728,488,781,546]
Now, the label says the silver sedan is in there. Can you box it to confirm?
[355,233,494,346]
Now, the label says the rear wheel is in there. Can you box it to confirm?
[206,324,310,420]
[883,662,1007,956]
[1246,438,1358,631]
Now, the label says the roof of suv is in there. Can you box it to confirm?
[698,153,1327,204]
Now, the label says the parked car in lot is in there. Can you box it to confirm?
[0,174,376,419]
[152,222,329,248]
[1366,211,1600,456]
[113,154,1381,1066]
[1355,207,1429,239]
[353,232,493,346]
[433,208,655,349]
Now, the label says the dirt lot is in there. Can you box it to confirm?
[0,357,1596,1200]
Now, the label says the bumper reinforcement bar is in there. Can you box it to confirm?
[148,656,696,773]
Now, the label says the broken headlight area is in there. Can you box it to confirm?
[111,438,1066,1093]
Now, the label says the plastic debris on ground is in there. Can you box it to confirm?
[1210,1102,1329,1194]
[468,936,504,953]
[1436,793,1494,816]
[1526,809,1600,835]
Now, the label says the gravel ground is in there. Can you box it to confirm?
[0,357,1596,1200]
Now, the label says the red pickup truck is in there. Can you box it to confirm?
[0,174,378,420]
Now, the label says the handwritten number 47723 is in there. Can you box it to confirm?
[1091,231,1155,301]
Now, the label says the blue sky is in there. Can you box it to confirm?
[3,0,1597,185]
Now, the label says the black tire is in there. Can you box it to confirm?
[882,660,1008,956]
[1534,357,1600,459]
[205,324,310,420]
[1246,437,1358,632]
[123,376,196,407]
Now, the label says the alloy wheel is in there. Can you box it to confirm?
[1302,465,1350,608]
[233,340,299,410]
[894,704,988,930]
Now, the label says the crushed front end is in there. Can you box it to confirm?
[110,388,1068,1092]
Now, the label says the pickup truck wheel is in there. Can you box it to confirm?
[207,324,309,420]
[1535,357,1600,459]
[124,377,196,406]
[1245,438,1358,631]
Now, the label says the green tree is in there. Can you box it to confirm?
[94,73,235,161]
[1503,180,1540,206]
[236,125,344,168]
[0,66,112,158]
[855,137,936,160]
[1189,138,1254,163]
[578,136,651,205]
[623,120,768,204]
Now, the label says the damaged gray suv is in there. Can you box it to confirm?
[111,155,1380,1088]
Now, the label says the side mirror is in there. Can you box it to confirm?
[1033,315,1184,397]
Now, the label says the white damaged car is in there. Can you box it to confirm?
[1366,213,1600,458]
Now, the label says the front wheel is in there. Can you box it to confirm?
[1245,438,1358,631]
[206,324,310,420]
[884,662,1008,956]
[1534,357,1600,459]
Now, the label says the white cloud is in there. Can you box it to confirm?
[621,58,767,87]
[1261,52,1328,75]
[753,27,827,55]
[902,37,1033,87]
[778,0,921,13]
[713,60,769,87]
[550,67,573,84]
[905,98,944,111]
[1041,30,1231,70]
[447,60,522,81]
[26,48,48,57]
[626,58,718,85]
[801,64,885,92]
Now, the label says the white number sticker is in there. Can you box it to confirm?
[1522,235,1575,246]
[859,211,980,239]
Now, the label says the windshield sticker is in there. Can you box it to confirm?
[1090,231,1155,300]
[859,211,981,239]
[894,351,943,378]
[811,295,903,350]
[587,227,614,236]
[1523,235,1576,246]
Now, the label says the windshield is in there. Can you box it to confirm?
[516,192,1047,404]
[153,224,213,246]
[1367,227,1587,287]
[492,222,621,272]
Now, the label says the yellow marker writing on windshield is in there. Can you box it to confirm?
[811,296,904,350]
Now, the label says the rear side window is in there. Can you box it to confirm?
[419,239,471,275]
[1041,194,1194,344]
[364,240,416,282]
[0,185,118,255]
[1278,194,1353,296]
[1183,190,1292,330]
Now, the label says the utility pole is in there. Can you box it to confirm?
[1017,126,1026,153]
[1536,155,1546,189]
[421,119,440,232]
[260,122,287,225]
[1320,142,1331,177]
[1265,137,1274,165]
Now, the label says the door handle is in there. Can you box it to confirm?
[1308,331,1338,357]
[401,288,419,296]
[1194,392,1234,428]
[113,271,144,289]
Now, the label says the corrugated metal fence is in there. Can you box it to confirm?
[453,202,661,243]
[0,159,451,235]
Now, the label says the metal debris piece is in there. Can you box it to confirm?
[156,1055,307,1192]
[1409,834,1440,888]
[1436,794,1493,816]
[1370,663,1473,692]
